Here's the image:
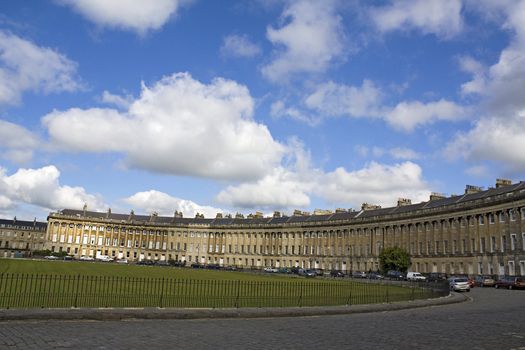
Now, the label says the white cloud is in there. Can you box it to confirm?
[389,147,421,160]
[101,91,133,109]
[221,34,261,58]
[43,73,285,181]
[448,1,525,173]
[261,0,345,82]
[459,2,525,115]
[216,167,312,209]
[0,119,39,164]
[123,190,222,218]
[355,145,420,160]
[385,99,467,132]
[0,31,81,105]
[319,161,430,206]
[57,0,188,35]
[304,80,384,118]
[277,79,466,131]
[446,111,525,173]
[216,139,430,210]
[370,0,463,39]
[0,165,106,212]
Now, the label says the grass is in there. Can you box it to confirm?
[0,259,443,309]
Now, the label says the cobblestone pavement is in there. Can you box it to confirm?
[0,288,524,350]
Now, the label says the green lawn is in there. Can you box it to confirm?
[0,258,294,281]
[0,259,444,309]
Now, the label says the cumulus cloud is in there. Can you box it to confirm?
[319,161,430,206]
[43,73,285,181]
[221,34,261,58]
[370,0,463,39]
[276,80,467,131]
[304,80,384,118]
[101,91,133,109]
[57,0,188,35]
[123,190,222,218]
[385,99,467,132]
[0,31,81,105]
[0,119,39,164]
[216,167,313,209]
[448,1,525,173]
[0,165,106,212]
[446,112,525,173]
[216,139,431,210]
[261,0,345,82]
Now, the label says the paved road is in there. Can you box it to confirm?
[0,288,524,350]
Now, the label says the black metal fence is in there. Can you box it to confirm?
[0,273,449,309]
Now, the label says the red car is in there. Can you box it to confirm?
[494,276,525,290]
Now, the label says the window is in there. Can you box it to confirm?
[511,234,517,251]
[501,235,507,252]
[489,213,495,224]
[479,215,485,225]
[491,236,496,253]
[510,209,516,221]
[499,212,505,222]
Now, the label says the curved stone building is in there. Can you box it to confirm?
[45,179,525,276]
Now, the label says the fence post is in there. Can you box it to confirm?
[159,278,165,308]
[74,274,80,308]
[235,280,240,308]
[299,283,303,307]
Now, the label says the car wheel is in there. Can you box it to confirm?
[494,284,499,289]
[466,289,470,292]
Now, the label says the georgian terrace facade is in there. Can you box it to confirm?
[0,218,47,258]
[45,179,525,276]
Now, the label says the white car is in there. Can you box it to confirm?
[116,258,128,264]
[264,267,278,273]
[96,255,114,262]
[406,272,427,281]
[79,255,95,261]
[449,277,471,292]
[44,255,58,260]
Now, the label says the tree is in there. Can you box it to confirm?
[379,246,411,273]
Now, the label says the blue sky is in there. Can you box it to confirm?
[0,0,524,220]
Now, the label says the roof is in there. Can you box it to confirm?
[50,181,524,227]
[0,218,47,230]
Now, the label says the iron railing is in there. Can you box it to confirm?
[0,274,449,309]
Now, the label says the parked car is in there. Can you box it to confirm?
[96,255,114,262]
[351,271,367,278]
[367,272,384,280]
[406,271,427,282]
[426,272,448,282]
[475,275,496,287]
[386,270,405,280]
[304,269,316,277]
[330,270,345,277]
[136,259,155,265]
[115,258,128,264]
[494,276,525,290]
[44,255,59,260]
[263,267,278,273]
[79,255,95,261]
[449,277,471,292]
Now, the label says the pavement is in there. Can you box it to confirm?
[0,292,468,321]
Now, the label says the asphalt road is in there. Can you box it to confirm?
[0,288,524,350]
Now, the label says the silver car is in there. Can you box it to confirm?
[449,277,471,292]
